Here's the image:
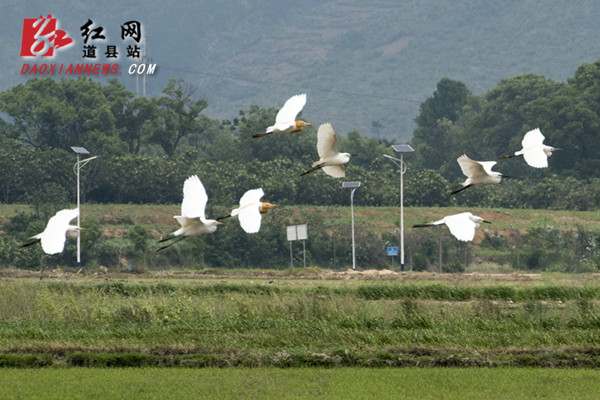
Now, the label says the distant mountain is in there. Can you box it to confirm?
[4,1,600,141]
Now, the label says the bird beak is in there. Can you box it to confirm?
[78,227,85,231]
[304,122,313,127]
[481,220,492,224]
[351,154,358,157]
[260,202,277,214]
[215,221,224,225]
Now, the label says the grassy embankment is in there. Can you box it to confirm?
[2,272,600,368]
[3,203,600,271]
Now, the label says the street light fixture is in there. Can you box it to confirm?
[383,144,414,272]
[71,146,99,268]
[342,181,361,270]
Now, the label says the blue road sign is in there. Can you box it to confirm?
[387,246,398,256]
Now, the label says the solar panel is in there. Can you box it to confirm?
[71,146,90,154]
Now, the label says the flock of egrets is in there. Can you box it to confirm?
[21,93,560,256]
[413,127,560,241]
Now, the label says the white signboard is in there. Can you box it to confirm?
[287,224,308,241]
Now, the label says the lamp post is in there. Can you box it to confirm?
[342,181,361,270]
[71,147,99,268]
[383,144,414,272]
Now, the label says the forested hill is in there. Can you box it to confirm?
[4,1,600,141]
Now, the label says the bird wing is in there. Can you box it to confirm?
[238,207,262,233]
[444,212,476,242]
[478,161,498,176]
[322,165,345,178]
[521,128,545,149]
[41,208,79,254]
[458,154,497,178]
[275,94,306,124]
[239,188,264,208]
[317,123,338,159]
[522,149,549,168]
[231,188,265,233]
[181,175,208,219]
[231,188,264,217]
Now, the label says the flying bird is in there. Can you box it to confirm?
[450,154,507,195]
[300,123,354,177]
[500,128,560,168]
[413,212,491,242]
[157,175,222,252]
[218,188,277,233]
[253,94,312,138]
[20,208,81,254]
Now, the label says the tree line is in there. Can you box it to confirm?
[1,59,600,271]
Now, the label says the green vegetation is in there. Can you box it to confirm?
[3,368,600,399]
[2,204,600,272]
[2,277,600,368]
[2,60,600,213]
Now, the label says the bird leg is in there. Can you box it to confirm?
[252,132,272,138]
[156,235,187,252]
[158,234,176,243]
[216,214,232,221]
[412,223,434,228]
[300,164,324,176]
[20,238,41,249]
[450,184,473,195]
[499,154,515,159]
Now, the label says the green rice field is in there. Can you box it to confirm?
[2,268,600,397]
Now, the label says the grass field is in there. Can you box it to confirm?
[2,271,600,397]
[3,367,600,399]
[3,203,600,397]
[3,203,600,239]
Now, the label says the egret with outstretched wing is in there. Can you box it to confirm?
[500,128,560,168]
[219,188,277,233]
[20,208,81,254]
[301,123,354,177]
[157,175,222,251]
[253,94,312,138]
[450,154,507,195]
[413,212,491,242]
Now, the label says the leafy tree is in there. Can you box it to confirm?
[0,77,131,156]
[120,97,158,155]
[150,79,210,156]
[412,78,472,175]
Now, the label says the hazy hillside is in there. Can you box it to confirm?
[4,1,600,141]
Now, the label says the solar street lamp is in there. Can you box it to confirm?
[383,144,414,271]
[342,181,361,270]
[71,146,99,268]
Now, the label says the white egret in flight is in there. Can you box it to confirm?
[450,154,507,195]
[157,175,222,252]
[218,188,277,233]
[20,208,81,254]
[253,94,312,138]
[500,128,560,168]
[413,212,491,242]
[301,123,354,177]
